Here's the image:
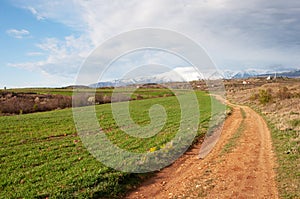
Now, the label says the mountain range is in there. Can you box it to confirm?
[89,68,300,88]
[223,69,300,79]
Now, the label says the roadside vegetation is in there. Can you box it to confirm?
[268,120,299,198]
[0,90,224,198]
[226,78,300,198]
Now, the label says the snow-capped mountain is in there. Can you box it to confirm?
[276,70,300,78]
[221,69,268,79]
[220,68,300,79]
[89,67,300,88]
[90,67,202,87]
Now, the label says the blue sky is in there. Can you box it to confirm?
[1,0,300,88]
[0,0,79,87]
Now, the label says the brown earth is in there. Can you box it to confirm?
[226,80,300,131]
[126,100,278,198]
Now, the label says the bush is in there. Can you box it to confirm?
[95,94,104,104]
[102,95,112,104]
[72,93,90,107]
[136,94,144,100]
[33,104,38,111]
[277,87,292,100]
[111,93,130,102]
[250,93,259,101]
[259,89,272,105]
[0,93,72,114]
[294,92,300,98]
[290,119,300,128]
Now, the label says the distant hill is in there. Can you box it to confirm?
[88,68,300,88]
[222,69,300,79]
[89,80,132,88]
[259,70,300,78]
[63,85,91,89]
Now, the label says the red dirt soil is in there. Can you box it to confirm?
[126,101,278,198]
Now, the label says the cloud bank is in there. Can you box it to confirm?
[9,0,300,84]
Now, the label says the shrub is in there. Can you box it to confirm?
[72,93,90,107]
[250,93,259,101]
[33,104,38,111]
[111,93,129,102]
[136,94,144,100]
[259,89,272,105]
[102,95,111,104]
[277,87,292,100]
[290,119,300,128]
[95,94,104,104]
[163,93,175,97]
[0,93,72,114]
[294,92,300,98]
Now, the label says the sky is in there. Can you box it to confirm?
[1,0,300,88]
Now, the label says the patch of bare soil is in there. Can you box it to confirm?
[126,101,278,198]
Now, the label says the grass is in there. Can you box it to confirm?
[267,121,300,199]
[220,108,246,155]
[5,87,176,99]
[0,90,224,198]
[5,88,76,96]
[248,106,300,199]
[289,119,300,128]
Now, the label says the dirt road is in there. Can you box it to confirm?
[126,102,279,198]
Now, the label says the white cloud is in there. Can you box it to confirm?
[27,52,44,56]
[26,6,45,20]
[6,29,30,39]
[20,1,86,30]
[9,0,300,86]
[8,35,93,78]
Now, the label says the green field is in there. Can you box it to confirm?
[5,87,176,99]
[0,91,224,198]
[5,88,76,96]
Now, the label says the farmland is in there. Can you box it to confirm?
[0,90,223,198]
[0,87,176,115]
[4,87,176,98]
